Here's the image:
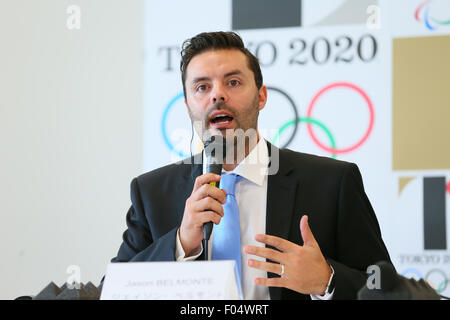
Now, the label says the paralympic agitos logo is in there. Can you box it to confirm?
[415,0,450,30]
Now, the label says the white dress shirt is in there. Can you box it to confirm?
[175,135,333,300]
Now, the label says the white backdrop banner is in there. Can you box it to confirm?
[143,0,450,296]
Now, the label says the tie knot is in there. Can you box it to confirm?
[221,173,242,196]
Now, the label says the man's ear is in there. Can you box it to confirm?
[185,98,192,116]
[185,98,194,120]
[258,85,268,111]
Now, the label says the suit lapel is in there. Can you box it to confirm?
[265,143,297,300]
[180,151,203,182]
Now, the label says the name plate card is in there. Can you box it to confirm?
[100,260,242,300]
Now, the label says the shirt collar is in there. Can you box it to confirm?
[202,133,269,186]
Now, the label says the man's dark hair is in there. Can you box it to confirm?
[180,31,263,99]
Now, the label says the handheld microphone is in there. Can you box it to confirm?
[202,135,226,259]
[357,261,443,300]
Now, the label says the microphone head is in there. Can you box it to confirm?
[357,261,410,300]
[32,282,102,300]
[377,260,401,291]
[204,135,227,160]
[358,261,441,300]
[33,282,62,300]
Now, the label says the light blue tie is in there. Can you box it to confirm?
[212,173,243,291]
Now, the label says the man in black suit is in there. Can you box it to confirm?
[111,31,391,300]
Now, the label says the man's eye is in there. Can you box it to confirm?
[197,85,208,92]
[229,80,239,86]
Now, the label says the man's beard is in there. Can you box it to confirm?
[187,94,260,139]
[187,95,260,164]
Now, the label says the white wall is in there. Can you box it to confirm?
[0,0,143,299]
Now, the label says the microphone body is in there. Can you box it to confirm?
[203,160,222,242]
[202,135,226,260]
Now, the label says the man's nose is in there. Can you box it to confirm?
[211,83,227,104]
[212,96,225,103]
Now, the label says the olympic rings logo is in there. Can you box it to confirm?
[161,82,375,159]
[415,0,450,31]
[401,268,450,294]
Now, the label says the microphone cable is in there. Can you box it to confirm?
[189,121,195,181]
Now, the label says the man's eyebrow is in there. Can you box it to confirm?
[191,70,243,85]
[223,69,243,78]
[191,76,210,85]
[223,69,242,78]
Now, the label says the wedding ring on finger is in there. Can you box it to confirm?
[280,264,285,276]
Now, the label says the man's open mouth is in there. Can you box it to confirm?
[211,114,234,124]
[209,111,235,128]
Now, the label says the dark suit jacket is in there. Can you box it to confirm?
[111,142,391,300]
